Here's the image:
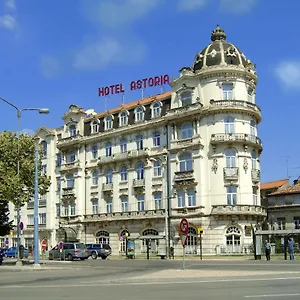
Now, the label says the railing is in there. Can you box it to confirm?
[62,187,74,196]
[251,169,260,182]
[102,183,113,191]
[211,204,267,216]
[133,179,145,187]
[211,133,262,146]
[210,99,261,113]
[57,134,83,147]
[174,170,194,181]
[223,167,238,180]
[39,199,47,207]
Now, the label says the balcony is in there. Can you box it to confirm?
[209,100,261,122]
[98,156,114,164]
[102,183,113,192]
[166,102,203,119]
[27,201,34,209]
[62,187,75,200]
[39,199,47,207]
[133,179,145,188]
[130,149,149,158]
[211,205,267,218]
[223,167,238,181]
[60,161,81,172]
[174,170,194,182]
[170,135,203,152]
[251,169,260,183]
[57,134,83,150]
[211,133,262,150]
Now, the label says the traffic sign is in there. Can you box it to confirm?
[181,234,188,247]
[41,239,47,251]
[5,240,9,245]
[180,218,189,235]
[119,236,124,242]
[19,222,24,231]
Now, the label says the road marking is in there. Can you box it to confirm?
[244,294,300,298]
[0,276,300,289]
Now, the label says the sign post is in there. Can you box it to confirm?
[197,227,203,260]
[180,218,189,270]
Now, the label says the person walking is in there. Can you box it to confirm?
[265,240,271,261]
[288,237,295,260]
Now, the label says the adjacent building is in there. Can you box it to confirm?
[4,26,266,256]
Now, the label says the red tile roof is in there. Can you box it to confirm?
[270,183,300,196]
[260,179,289,190]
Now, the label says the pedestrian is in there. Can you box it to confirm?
[265,240,271,261]
[288,237,295,260]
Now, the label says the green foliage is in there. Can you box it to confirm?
[0,200,13,236]
[0,131,51,207]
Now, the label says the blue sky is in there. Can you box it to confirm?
[0,0,300,183]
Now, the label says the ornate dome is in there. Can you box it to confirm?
[193,25,253,72]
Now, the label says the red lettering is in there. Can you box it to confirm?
[130,81,136,91]
[115,84,120,94]
[148,77,154,87]
[154,76,161,86]
[163,74,170,84]
[110,85,115,95]
[142,78,147,88]
[137,80,143,89]
[98,87,105,97]
[120,84,125,93]
[104,87,110,96]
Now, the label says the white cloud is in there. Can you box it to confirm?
[0,14,17,30]
[81,0,161,28]
[73,36,147,71]
[5,0,16,10]
[177,0,207,12]
[219,0,257,14]
[275,61,300,89]
[39,56,62,79]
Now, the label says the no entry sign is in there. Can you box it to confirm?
[180,218,189,235]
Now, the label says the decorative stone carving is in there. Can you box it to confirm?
[212,158,218,174]
[226,46,237,57]
[243,158,248,173]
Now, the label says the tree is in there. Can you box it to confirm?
[0,131,51,209]
[0,200,13,236]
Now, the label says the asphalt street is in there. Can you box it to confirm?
[1,259,300,300]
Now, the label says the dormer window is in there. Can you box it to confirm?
[105,115,113,130]
[120,111,128,126]
[69,124,76,137]
[222,84,233,100]
[152,103,161,118]
[180,92,192,107]
[135,107,144,122]
[91,120,99,134]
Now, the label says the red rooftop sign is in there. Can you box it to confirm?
[98,74,170,97]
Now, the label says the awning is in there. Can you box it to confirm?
[56,227,78,242]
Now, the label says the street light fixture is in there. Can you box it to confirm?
[0,96,49,266]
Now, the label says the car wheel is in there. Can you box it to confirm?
[67,254,73,261]
[91,252,97,260]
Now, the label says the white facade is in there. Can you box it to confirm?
[4,26,266,256]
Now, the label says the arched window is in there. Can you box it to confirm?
[226,226,241,253]
[141,229,159,253]
[105,168,113,184]
[120,111,127,126]
[152,103,161,118]
[119,229,130,253]
[251,150,257,170]
[105,116,113,130]
[136,107,143,121]
[181,92,192,107]
[105,141,112,157]
[136,162,144,179]
[95,230,110,245]
[91,120,99,133]
[120,138,127,153]
[186,227,197,255]
[179,153,193,171]
[69,124,76,137]
[225,149,236,168]
[153,160,161,177]
[120,166,127,182]
[224,117,235,134]
[250,120,256,136]
[181,123,193,139]
[92,170,99,185]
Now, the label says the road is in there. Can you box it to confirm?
[1,259,300,299]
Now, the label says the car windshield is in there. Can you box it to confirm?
[75,243,87,249]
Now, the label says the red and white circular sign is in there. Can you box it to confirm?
[180,218,189,235]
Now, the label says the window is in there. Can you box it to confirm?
[187,189,196,206]
[120,139,127,153]
[38,213,46,225]
[251,150,257,170]
[136,135,143,150]
[186,227,197,255]
[69,124,76,137]
[224,117,235,134]
[248,89,253,102]
[154,192,162,210]
[96,230,110,244]
[66,175,74,188]
[56,204,60,217]
[225,149,236,168]
[277,218,286,230]
[66,151,76,163]
[121,196,128,212]
[41,141,47,158]
[41,165,47,174]
[250,120,256,136]
[56,177,61,192]
[136,162,144,179]
[27,215,34,226]
[106,116,113,130]
[227,186,237,205]
[153,160,162,177]
[70,202,76,216]
[252,187,258,205]
[136,107,143,121]
[294,217,300,229]
[222,84,233,100]
[181,123,193,139]
[152,103,161,118]
[137,195,144,211]
[105,168,113,184]
[181,92,192,107]
[91,120,99,133]
[105,142,112,157]
[92,170,99,185]
[92,199,98,214]
[63,203,69,216]
[226,226,241,253]
[91,145,98,159]
[177,189,185,207]
[120,166,127,182]
[179,153,193,171]
[120,111,127,126]
[106,200,112,213]
[152,131,160,147]
[56,153,62,167]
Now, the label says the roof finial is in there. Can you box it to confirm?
[211,25,226,41]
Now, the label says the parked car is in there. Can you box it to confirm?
[86,243,112,260]
[49,242,89,261]
[5,246,29,258]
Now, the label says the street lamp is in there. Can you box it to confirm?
[0,96,49,266]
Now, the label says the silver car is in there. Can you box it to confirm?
[49,242,89,261]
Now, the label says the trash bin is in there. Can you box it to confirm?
[19,245,24,259]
